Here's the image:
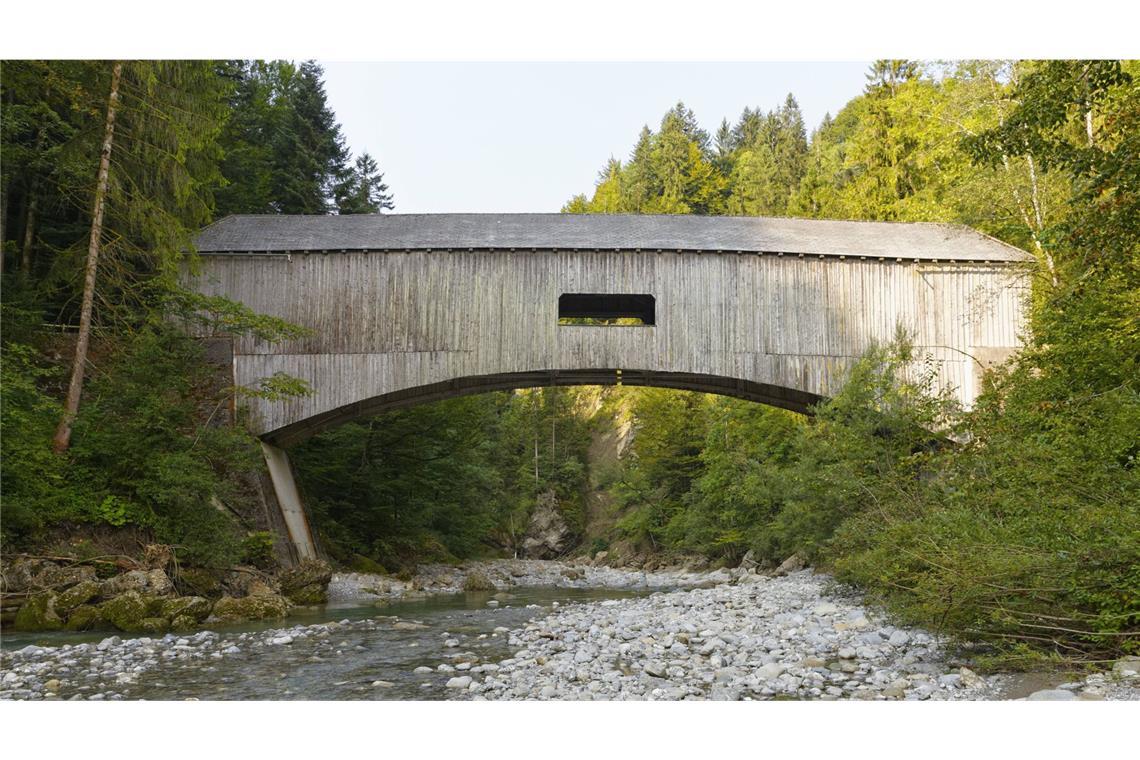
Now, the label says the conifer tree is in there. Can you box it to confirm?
[336,152,395,214]
[214,60,352,216]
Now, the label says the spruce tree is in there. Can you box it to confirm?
[215,60,352,216]
[336,152,395,214]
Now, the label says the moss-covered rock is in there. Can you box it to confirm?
[280,560,333,605]
[56,580,102,614]
[99,590,166,632]
[211,594,291,623]
[348,554,387,574]
[160,596,212,622]
[4,559,97,593]
[176,567,224,598]
[101,569,174,597]
[222,568,279,598]
[64,604,104,631]
[463,570,497,592]
[13,591,64,631]
[283,584,326,605]
[137,617,170,634]
[169,614,199,632]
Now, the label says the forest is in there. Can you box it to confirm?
[1,60,1137,665]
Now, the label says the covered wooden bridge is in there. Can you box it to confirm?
[187,213,1031,559]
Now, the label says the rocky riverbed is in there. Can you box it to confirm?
[328,558,721,603]
[459,568,1140,702]
[3,563,1138,701]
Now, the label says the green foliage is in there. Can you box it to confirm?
[0,337,70,535]
[163,288,315,343]
[240,531,278,569]
[291,387,594,570]
[1,58,368,569]
[89,495,151,528]
[0,315,290,567]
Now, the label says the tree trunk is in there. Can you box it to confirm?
[21,190,37,276]
[53,61,123,454]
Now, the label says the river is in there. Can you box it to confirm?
[3,565,1138,701]
[0,586,648,700]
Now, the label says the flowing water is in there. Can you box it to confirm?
[1,586,650,700]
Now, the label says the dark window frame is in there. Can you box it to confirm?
[558,293,656,326]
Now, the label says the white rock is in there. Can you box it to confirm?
[1026,689,1076,701]
[446,676,473,689]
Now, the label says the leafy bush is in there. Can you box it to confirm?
[240,531,278,568]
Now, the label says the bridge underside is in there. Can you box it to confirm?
[264,369,824,446]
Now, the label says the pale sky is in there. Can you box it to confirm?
[320,62,873,214]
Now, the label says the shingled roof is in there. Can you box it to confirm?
[195,213,1031,263]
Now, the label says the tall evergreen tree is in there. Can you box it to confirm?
[336,152,395,214]
[214,60,352,216]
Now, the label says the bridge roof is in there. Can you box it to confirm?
[195,213,1031,263]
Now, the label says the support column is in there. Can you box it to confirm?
[260,441,317,561]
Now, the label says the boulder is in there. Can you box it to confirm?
[101,569,174,598]
[55,580,102,614]
[3,559,97,593]
[1112,658,1140,678]
[160,596,212,623]
[463,570,497,592]
[169,614,200,632]
[1026,689,1077,701]
[64,604,104,631]
[773,553,806,576]
[136,617,171,635]
[245,579,279,597]
[279,559,333,605]
[520,490,575,559]
[223,568,279,598]
[210,594,291,623]
[100,591,165,632]
[13,591,64,631]
[175,567,224,598]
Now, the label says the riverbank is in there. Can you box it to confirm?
[328,558,724,603]
[464,569,1140,701]
[2,562,1137,701]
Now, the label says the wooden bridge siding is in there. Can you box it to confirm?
[188,249,1026,440]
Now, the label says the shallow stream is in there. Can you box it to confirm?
[1,586,647,700]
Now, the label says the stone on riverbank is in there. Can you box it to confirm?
[174,567,224,598]
[1026,689,1077,701]
[3,558,96,593]
[773,553,805,576]
[161,595,212,623]
[1112,658,1140,678]
[210,594,291,623]
[463,570,497,592]
[99,590,164,632]
[55,580,102,614]
[280,559,334,605]
[64,604,104,631]
[101,569,174,597]
[13,591,64,631]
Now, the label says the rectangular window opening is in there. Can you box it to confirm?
[558,293,655,326]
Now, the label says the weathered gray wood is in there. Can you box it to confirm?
[185,241,1029,446]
